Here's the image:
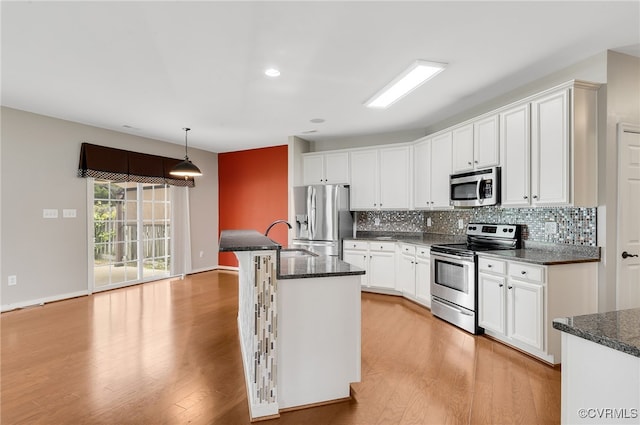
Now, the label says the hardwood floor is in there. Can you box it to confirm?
[1,271,560,424]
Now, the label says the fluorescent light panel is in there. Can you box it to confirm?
[365,60,447,109]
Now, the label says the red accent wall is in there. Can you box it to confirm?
[218,145,288,267]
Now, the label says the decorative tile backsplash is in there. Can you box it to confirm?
[356,206,597,246]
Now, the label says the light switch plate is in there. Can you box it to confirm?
[63,209,77,218]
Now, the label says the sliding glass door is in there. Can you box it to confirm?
[91,179,171,291]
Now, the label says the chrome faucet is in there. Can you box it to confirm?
[264,219,292,237]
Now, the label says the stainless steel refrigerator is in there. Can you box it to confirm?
[292,185,353,258]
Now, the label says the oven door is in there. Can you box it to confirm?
[430,251,476,310]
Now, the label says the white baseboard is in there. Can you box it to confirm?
[215,265,239,272]
[189,266,219,274]
[1,290,90,313]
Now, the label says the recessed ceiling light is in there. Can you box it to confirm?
[364,60,447,109]
[265,68,281,77]
[310,118,325,124]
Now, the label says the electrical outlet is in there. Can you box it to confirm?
[545,221,558,235]
[43,209,58,219]
[427,217,432,227]
[199,251,204,258]
[374,217,380,226]
[458,219,464,229]
[8,275,17,286]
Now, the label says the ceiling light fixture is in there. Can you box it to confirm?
[265,68,281,77]
[364,60,447,109]
[170,127,202,179]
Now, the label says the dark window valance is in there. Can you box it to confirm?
[77,143,195,187]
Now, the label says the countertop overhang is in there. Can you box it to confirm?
[219,229,365,279]
[553,308,640,358]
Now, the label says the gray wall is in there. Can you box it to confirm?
[599,51,640,312]
[0,107,219,309]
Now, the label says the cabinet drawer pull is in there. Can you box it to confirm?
[521,271,527,275]
[487,264,492,268]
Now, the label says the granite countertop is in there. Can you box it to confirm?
[553,308,640,358]
[347,233,600,265]
[278,255,365,280]
[345,232,465,247]
[219,229,281,252]
[219,229,365,279]
[478,241,600,265]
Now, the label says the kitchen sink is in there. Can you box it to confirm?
[280,248,319,258]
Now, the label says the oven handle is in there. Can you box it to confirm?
[431,251,475,263]
[432,297,474,316]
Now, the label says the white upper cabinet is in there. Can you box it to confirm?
[452,124,475,172]
[430,132,453,208]
[350,146,411,210]
[500,82,598,207]
[413,132,452,210]
[302,151,350,185]
[531,89,570,205]
[413,138,432,208]
[452,115,499,173]
[500,103,531,206]
[379,146,411,210]
[349,150,379,210]
[474,115,500,169]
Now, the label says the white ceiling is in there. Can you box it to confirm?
[2,1,639,153]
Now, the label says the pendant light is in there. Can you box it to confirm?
[170,127,202,178]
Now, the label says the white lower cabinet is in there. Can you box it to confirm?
[397,244,431,307]
[507,278,544,351]
[343,241,396,290]
[479,257,545,356]
[478,255,597,364]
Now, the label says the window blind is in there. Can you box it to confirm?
[77,142,195,187]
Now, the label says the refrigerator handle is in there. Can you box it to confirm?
[307,187,315,239]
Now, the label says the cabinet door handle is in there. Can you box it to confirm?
[533,195,538,199]
[521,271,527,275]
[474,160,478,164]
[467,161,472,165]
[498,283,503,287]
[523,195,528,200]
[508,286,513,290]
[487,264,492,268]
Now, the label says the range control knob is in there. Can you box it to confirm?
[509,229,514,232]
[503,228,508,232]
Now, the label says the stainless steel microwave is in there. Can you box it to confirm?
[450,167,500,207]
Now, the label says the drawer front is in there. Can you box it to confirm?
[478,257,506,274]
[508,262,545,283]
[370,241,397,252]
[344,240,368,251]
[400,244,416,256]
[416,246,430,259]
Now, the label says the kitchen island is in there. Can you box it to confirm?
[219,230,365,421]
[553,309,640,424]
